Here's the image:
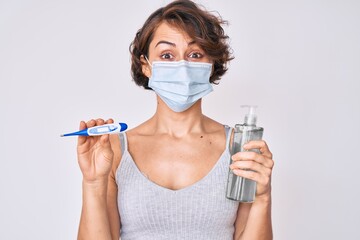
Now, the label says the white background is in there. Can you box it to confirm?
[1,0,359,239]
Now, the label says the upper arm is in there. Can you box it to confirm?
[233,203,252,240]
[107,134,122,240]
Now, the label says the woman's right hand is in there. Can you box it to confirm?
[77,118,115,184]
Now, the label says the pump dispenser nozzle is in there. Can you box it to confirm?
[241,105,258,126]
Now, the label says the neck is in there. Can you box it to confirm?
[151,96,205,137]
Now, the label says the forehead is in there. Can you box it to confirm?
[150,21,194,47]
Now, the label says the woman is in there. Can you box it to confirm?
[77,0,274,239]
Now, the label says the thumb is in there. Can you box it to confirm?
[100,134,114,160]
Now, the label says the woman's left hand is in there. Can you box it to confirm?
[230,140,274,200]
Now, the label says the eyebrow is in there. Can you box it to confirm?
[155,41,176,48]
[155,40,196,48]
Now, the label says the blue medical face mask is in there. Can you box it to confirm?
[146,58,213,112]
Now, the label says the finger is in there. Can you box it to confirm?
[230,160,271,176]
[79,120,87,130]
[232,168,269,186]
[96,118,105,126]
[105,118,114,124]
[86,119,96,128]
[243,140,273,159]
[232,151,274,169]
[77,121,87,145]
[232,168,260,182]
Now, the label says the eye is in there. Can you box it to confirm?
[160,52,174,60]
[188,52,203,59]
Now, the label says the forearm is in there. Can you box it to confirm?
[78,180,112,240]
[238,195,273,240]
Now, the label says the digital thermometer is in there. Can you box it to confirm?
[61,123,128,137]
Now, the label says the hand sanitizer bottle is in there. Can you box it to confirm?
[226,105,264,202]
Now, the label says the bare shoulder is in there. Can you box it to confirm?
[124,119,155,138]
[108,120,150,170]
[202,115,227,134]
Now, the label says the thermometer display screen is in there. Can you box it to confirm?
[96,127,110,133]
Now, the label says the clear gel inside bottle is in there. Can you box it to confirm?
[226,105,264,202]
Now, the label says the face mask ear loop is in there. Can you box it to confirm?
[143,55,153,79]
[144,55,152,68]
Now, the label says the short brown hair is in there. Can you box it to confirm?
[129,0,233,89]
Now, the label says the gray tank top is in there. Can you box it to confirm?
[115,126,239,240]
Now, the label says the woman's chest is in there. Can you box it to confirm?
[127,134,226,191]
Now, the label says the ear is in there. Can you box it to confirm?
[140,55,151,78]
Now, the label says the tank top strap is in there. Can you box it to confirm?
[224,125,233,148]
[118,132,128,155]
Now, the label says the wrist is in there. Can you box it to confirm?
[82,178,109,197]
[255,192,272,204]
